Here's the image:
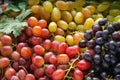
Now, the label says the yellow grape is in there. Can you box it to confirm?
[73,32,84,45]
[57,20,68,30]
[82,8,91,18]
[71,9,77,18]
[55,1,68,10]
[97,2,110,12]
[114,15,120,22]
[107,15,114,24]
[61,11,73,23]
[74,0,85,11]
[48,22,57,32]
[84,18,94,31]
[66,35,74,46]
[51,7,61,22]
[31,5,41,14]
[86,5,96,14]
[74,12,84,24]
[109,9,120,16]
[28,0,40,6]
[68,21,76,30]
[43,1,53,13]
[55,28,65,36]
[66,1,75,10]
[54,35,65,43]
[75,25,84,32]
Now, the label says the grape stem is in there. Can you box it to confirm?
[63,53,81,80]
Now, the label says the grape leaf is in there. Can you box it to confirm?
[0,18,27,37]
[18,2,27,11]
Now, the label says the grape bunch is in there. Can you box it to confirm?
[79,18,120,80]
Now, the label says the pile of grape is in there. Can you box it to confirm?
[0,0,120,80]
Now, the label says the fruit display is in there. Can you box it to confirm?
[0,0,120,80]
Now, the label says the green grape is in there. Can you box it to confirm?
[107,15,114,24]
[97,2,110,12]
[51,7,61,22]
[74,12,84,24]
[75,0,85,11]
[61,11,73,23]
[75,25,84,32]
[109,9,120,16]
[54,35,65,43]
[71,9,77,18]
[114,15,120,22]
[57,20,68,30]
[48,22,57,32]
[43,1,53,13]
[83,18,94,31]
[55,1,68,10]
[68,21,76,30]
[95,13,104,20]
[66,35,74,46]
[28,0,40,6]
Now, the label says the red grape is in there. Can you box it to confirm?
[45,64,56,77]
[1,46,13,57]
[11,76,20,80]
[51,40,60,52]
[73,69,84,80]
[1,35,12,45]
[66,46,77,58]
[17,69,27,80]
[24,27,33,37]
[16,42,27,53]
[77,59,91,71]
[0,57,10,69]
[57,42,68,54]
[11,51,20,61]
[33,45,45,55]
[34,68,44,78]
[21,47,32,59]
[57,54,69,64]
[12,62,19,71]
[52,69,65,80]
[37,19,47,28]
[30,64,37,71]
[32,56,44,67]
[57,64,68,70]
[28,36,42,45]
[49,55,57,64]
[41,28,50,39]
[19,58,26,65]
[5,68,16,80]
[25,74,35,80]
[44,52,54,63]
[43,39,51,51]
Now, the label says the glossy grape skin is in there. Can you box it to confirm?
[86,39,96,49]
[66,46,77,58]
[0,57,10,69]
[17,69,26,80]
[57,42,68,54]
[74,12,84,24]
[34,68,44,79]
[43,39,51,51]
[54,35,65,43]
[94,45,102,54]
[49,55,57,64]
[55,1,68,10]
[83,52,93,62]
[44,52,54,63]
[1,35,12,45]
[5,68,16,80]
[29,36,42,45]
[28,0,40,6]
[31,5,41,14]
[48,22,57,32]
[79,40,86,48]
[25,74,35,80]
[43,1,53,13]
[74,69,84,80]
[16,42,27,53]
[27,17,38,27]
[11,51,20,61]
[32,26,42,37]
[57,20,68,30]
[33,45,45,55]
[52,69,65,80]
[41,28,50,39]
[21,47,32,59]
[57,54,69,64]
[92,24,102,34]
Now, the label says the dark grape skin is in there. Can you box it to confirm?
[112,31,120,41]
[115,74,120,80]
[107,24,115,34]
[84,30,93,40]
[83,52,93,62]
[79,40,86,48]
[98,18,107,26]
[102,30,109,40]
[100,72,107,79]
[114,63,120,74]
[108,40,116,50]
[92,24,102,33]
[94,45,102,54]
[95,31,102,38]
[104,54,110,63]
[86,39,96,49]
[112,22,120,31]
[95,37,104,45]
[93,54,101,64]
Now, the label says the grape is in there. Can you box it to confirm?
[0,57,10,69]
[74,12,84,24]
[73,69,84,80]
[33,45,45,55]
[57,54,69,64]
[86,39,96,49]
[77,59,91,71]
[51,40,60,52]
[66,1,75,10]
[21,47,32,59]
[12,62,19,71]
[82,8,91,18]
[98,18,108,26]
[57,20,68,30]
[27,17,38,27]
[66,35,74,46]
[83,52,93,62]
[25,74,35,80]
[5,68,16,80]
[66,46,77,58]
[75,25,84,32]
[84,18,94,31]
[57,42,68,54]
[112,22,120,31]
[51,7,61,21]
[1,45,13,57]
[52,69,65,80]
[44,52,53,63]
[79,39,87,48]
[97,2,110,12]
[11,51,20,61]
[109,9,120,16]
[93,54,101,64]
[25,27,33,37]
[94,45,102,54]
[32,26,42,37]
[11,76,20,80]
[1,35,12,45]
[68,21,76,30]
[30,64,37,71]
[55,1,68,10]
[71,9,77,18]
[28,0,40,6]
[54,35,65,43]
[39,7,49,20]
[41,28,50,39]
[55,28,65,36]
[32,56,44,67]
[28,36,42,45]
[86,5,96,14]
[31,5,41,14]
[49,55,57,64]
[43,1,53,13]
[61,11,73,23]
[38,19,47,28]
[17,69,26,80]
[48,22,57,32]
[43,39,51,51]
[45,64,56,77]
[19,58,26,65]
[16,42,27,53]
[34,68,44,78]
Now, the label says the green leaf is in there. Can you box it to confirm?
[6,3,21,12]
[18,2,27,11]
[0,18,27,37]
[16,9,32,21]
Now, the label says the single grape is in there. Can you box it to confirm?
[11,51,20,61]
[34,68,44,79]
[74,69,84,80]
[33,45,45,55]
[25,74,35,80]
[57,54,69,64]
[27,16,38,27]
[11,76,20,80]
[21,47,32,59]
[32,56,44,67]
[5,68,16,80]
[1,35,12,45]
[57,20,68,30]
[0,57,10,69]
[17,69,26,80]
